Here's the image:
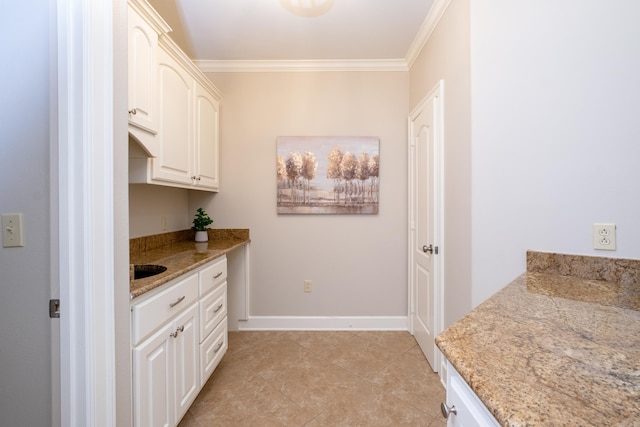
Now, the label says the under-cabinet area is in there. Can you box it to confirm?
[131,256,228,427]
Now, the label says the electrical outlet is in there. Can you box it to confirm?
[593,223,616,250]
[2,213,24,247]
[160,216,168,230]
[304,280,312,293]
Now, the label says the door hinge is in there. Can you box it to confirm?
[49,299,60,318]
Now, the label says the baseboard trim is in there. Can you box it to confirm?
[236,316,409,331]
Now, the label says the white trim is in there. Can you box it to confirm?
[57,0,117,425]
[405,0,452,68]
[237,316,409,331]
[195,59,408,73]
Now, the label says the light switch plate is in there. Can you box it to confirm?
[2,213,24,247]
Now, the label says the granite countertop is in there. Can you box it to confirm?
[130,229,250,299]
[436,251,640,426]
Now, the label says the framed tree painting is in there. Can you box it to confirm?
[276,136,379,214]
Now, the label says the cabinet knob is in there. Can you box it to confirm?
[441,402,457,419]
[128,108,137,115]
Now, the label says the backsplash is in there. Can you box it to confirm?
[130,228,250,258]
[527,251,640,285]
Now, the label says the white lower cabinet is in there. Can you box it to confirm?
[443,361,500,427]
[198,257,228,385]
[172,304,200,423]
[132,256,228,427]
[132,321,173,427]
[200,317,228,384]
[133,302,198,427]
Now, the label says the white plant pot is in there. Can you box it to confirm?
[195,230,208,242]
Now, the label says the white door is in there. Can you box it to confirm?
[409,82,443,371]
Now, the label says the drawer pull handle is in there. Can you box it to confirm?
[170,325,185,339]
[213,272,223,279]
[169,296,186,308]
[440,402,457,419]
[213,303,223,313]
[214,341,224,353]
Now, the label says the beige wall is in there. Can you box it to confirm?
[469,0,640,305]
[190,71,410,320]
[129,182,192,238]
[409,0,472,327]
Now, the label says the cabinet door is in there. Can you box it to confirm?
[154,48,193,185]
[128,4,158,134]
[193,82,220,190]
[446,364,500,427]
[173,303,200,425]
[133,322,174,427]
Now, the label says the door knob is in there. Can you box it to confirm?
[440,402,457,419]
[422,244,433,254]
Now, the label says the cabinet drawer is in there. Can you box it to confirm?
[132,273,199,345]
[199,256,227,295]
[200,318,227,385]
[199,281,227,342]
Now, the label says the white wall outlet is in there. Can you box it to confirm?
[304,280,312,293]
[160,216,168,230]
[593,223,616,250]
[2,213,24,247]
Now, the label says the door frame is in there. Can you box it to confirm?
[408,81,445,372]
[55,0,127,425]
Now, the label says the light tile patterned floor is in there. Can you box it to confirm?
[178,331,447,427]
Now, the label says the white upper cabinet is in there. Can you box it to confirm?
[153,47,193,186]
[128,0,223,192]
[193,82,221,191]
[127,0,170,157]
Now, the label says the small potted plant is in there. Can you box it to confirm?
[192,207,213,242]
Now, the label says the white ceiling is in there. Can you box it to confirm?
[147,0,439,71]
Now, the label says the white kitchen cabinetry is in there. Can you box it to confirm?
[127,0,170,157]
[193,82,221,190]
[198,256,228,383]
[151,46,194,186]
[128,0,222,191]
[131,256,228,427]
[442,361,500,427]
[132,273,200,427]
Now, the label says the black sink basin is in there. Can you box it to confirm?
[134,264,167,280]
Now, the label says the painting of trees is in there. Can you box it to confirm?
[276,136,379,214]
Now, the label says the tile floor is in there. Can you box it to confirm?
[178,331,447,426]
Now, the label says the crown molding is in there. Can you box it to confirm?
[195,59,409,73]
[194,0,451,74]
[405,0,452,68]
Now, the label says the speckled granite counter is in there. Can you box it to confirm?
[130,229,249,299]
[436,251,640,426]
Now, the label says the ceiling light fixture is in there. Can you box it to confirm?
[279,0,335,17]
